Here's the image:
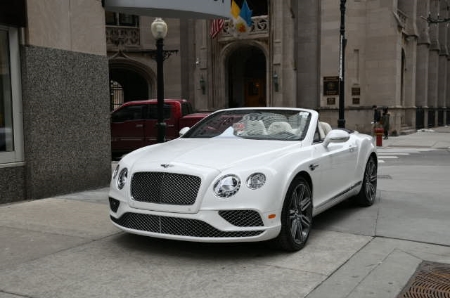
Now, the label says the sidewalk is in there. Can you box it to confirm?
[380,125,450,149]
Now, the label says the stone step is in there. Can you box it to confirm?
[400,126,416,135]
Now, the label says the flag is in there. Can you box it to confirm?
[230,0,240,19]
[230,0,252,36]
[239,0,253,27]
[210,19,225,38]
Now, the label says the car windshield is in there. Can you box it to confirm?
[182,109,311,141]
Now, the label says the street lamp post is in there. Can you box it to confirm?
[151,18,168,143]
[338,0,347,128]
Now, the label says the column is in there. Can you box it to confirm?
[415,0,430,128]
[437,1,448,126]
[427,0,440,127]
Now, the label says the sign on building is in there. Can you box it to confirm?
[104,0,231,19]
[323,76,339,96]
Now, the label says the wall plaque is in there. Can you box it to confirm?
[327,98,336,105]
[323,76,339,96]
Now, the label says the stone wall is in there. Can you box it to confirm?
[20,45,111,200]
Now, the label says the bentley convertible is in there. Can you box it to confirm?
[109,108,377,251]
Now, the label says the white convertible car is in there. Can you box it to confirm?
[109,108,377,251]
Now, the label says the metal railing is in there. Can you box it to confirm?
[220,15,269,39]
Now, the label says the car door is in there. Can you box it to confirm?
[111,104,146,152]
[310,126,334,208]
[321,132,358,202]
[310,126,358,209]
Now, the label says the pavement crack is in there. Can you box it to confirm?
[0,289,34,298]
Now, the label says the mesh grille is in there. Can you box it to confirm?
[111,213,264,238]
[219,210,264,227]
[131,172,201,205]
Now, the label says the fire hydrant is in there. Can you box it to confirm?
[374,127,384,147]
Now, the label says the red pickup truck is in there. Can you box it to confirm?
[111,99,208,157]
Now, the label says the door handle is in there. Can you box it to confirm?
[309,164,319,171]
[136,124,143,128]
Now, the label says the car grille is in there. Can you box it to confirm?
[111,213,264,238]
[131,172,201,205]
[219,210,264,227]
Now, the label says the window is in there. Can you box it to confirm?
[181,102,193,116]
[0,26,23,164]
[148,105,172,120]
[110,80,124,111]
[0,30,12,152]
[111,105,146,123]
[233,0,268,16]
[105,11,139,27]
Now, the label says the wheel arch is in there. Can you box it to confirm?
[369,152,378,165]
[292,171,313,206]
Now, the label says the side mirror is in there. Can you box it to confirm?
[179,127,190,137]
[323,130,350,147]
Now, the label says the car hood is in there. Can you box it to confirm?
[124,138,303,171]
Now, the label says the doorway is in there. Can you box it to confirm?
[228,46,266,107]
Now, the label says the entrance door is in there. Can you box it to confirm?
[245,79,265,107]
[228,46,266,108]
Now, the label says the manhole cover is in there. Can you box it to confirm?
[397,261,450,298]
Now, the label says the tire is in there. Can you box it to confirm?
[353,156,377,206]
[273,176,313,252]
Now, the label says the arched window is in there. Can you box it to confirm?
[110,80,124,111]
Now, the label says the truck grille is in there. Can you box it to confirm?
[131,172,201,205]
[111,213,264,238]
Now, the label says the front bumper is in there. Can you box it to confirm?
[109,197,281,243]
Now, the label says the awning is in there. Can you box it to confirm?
[104,0,231,19]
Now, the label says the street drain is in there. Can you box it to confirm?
[397,261,450,298]
[378,175,392,179]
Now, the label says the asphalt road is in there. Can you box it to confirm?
[313,148,450,248]
[378,147,450,166]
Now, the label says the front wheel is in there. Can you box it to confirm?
[273,176,313,251]
[353,156,377,206]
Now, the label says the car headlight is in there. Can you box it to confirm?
[112,164,120,179]
[246,173,266,190]
[116,168,128,190]
[213,174,241,198]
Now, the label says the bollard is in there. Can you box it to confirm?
[374,127,384,146]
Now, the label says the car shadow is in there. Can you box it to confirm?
[112,232,289,260]
[111,196,380,258]
[312,194,381,234]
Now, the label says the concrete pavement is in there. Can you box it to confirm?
[381,125,450,149]
[309,126,450,297]
[1,127,449,298]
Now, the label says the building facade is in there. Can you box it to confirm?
[2,0,449,204]
[108,0,450,136]
[0,0,111,204]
